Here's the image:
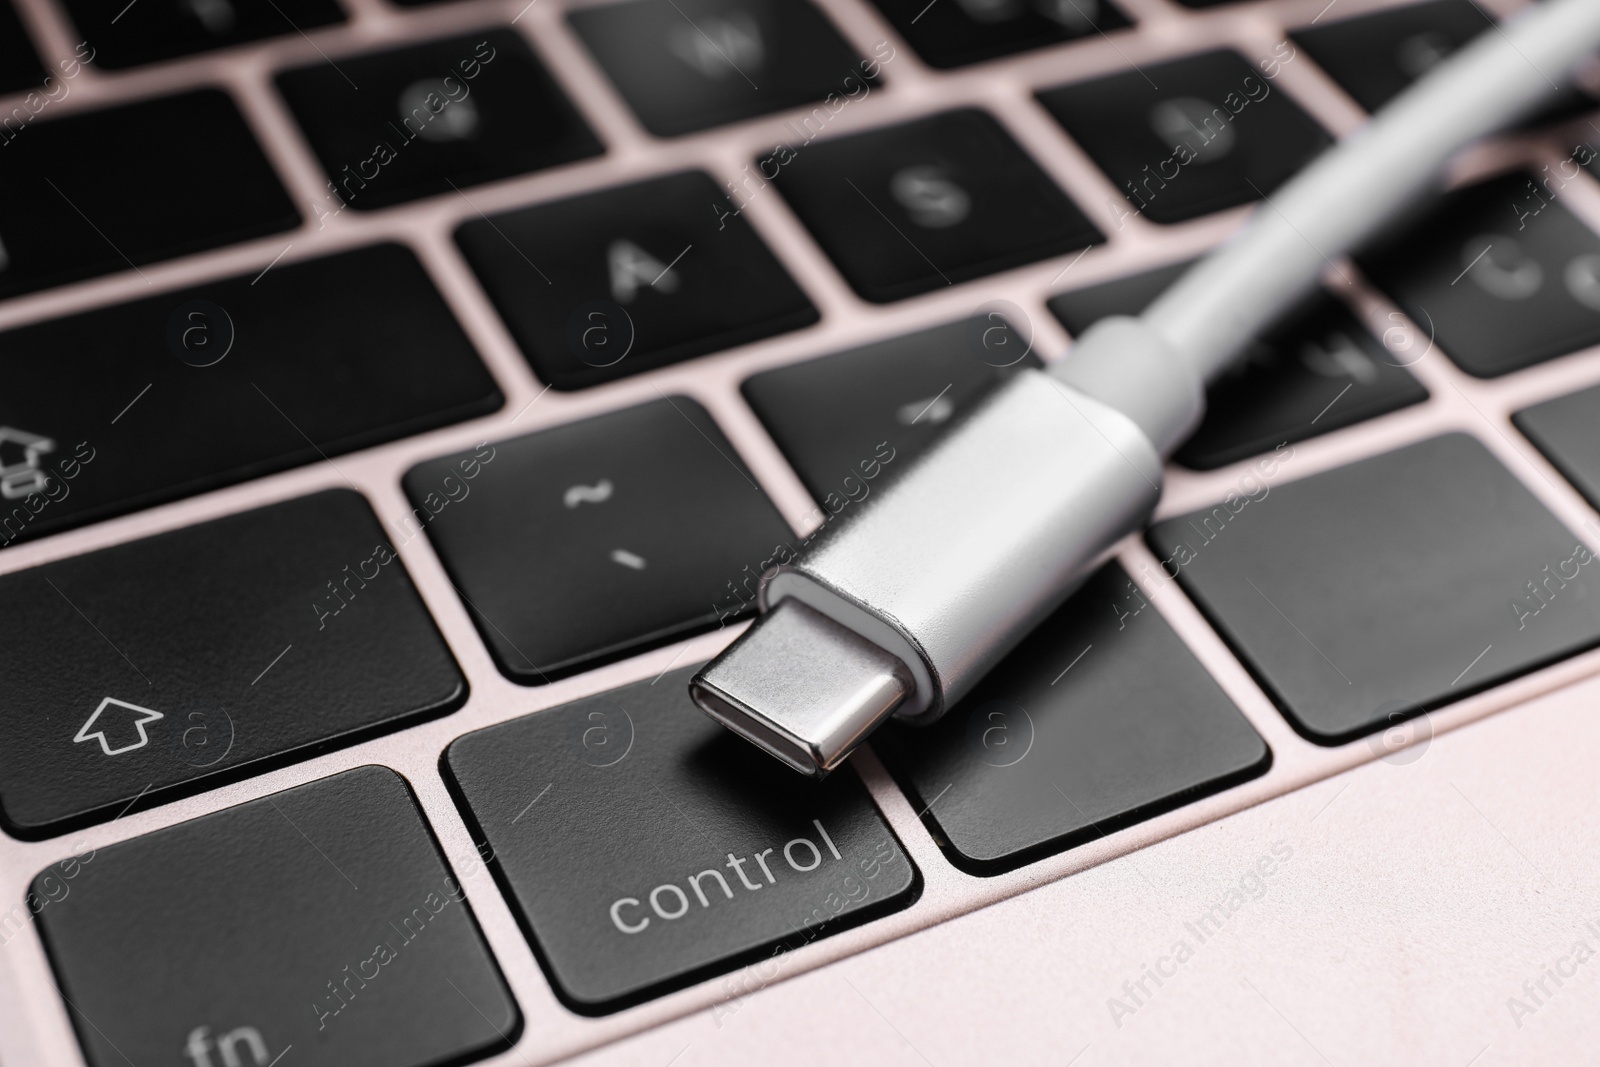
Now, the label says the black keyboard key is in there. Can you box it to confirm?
[277,31,601,211]
[35,767,516,1067]
[0,244,500,547]
[0,491,466,837]
[1515,385,1600,511]
[1038,51,1331,225]
[1356,174,1600,378]
[742,316,1040,501]
[1049,262,1427,469]
[767,108,1102,302]
[62,0,343,69]
[456,171,816,389]
[867,0,1129,70]
[406,398,795,682]
[1292,0,1597,119]
[875,565,1268,873]
[444,667,917,1011]
[1148,434,1600,744]
[0,1,46,94]
[571,0,877,137]
[0,89,298,298]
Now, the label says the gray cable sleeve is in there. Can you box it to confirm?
[1143,0,1600,385]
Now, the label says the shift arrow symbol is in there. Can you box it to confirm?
[74,697,164,756]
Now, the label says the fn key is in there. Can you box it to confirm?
[34,767,516,1067]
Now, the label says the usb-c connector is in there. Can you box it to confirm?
[690,599,910,778]
[691,362,1166,776]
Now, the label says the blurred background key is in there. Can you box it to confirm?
[455,170,817,389]
[767,108,1103,302]
[1037,50,1330,225]
[61,0,344,68]
[277,31,602,211]
[1356,173,1600,377]
[1292,0,1598,120]
[571,0,878,137]
[0,0,46,94]
[866,0,1129,69]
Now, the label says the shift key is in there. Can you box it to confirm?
[0,243,500,548]
[0,490,465,836]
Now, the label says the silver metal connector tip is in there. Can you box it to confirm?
[690,598,912,778]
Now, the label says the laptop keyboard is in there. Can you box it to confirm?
[3,0,1600,1063]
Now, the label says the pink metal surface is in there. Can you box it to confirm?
[1,0,1597,1062]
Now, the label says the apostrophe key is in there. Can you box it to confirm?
[406,398,796,682]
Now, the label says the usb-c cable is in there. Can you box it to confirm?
[691,0,1600,777]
